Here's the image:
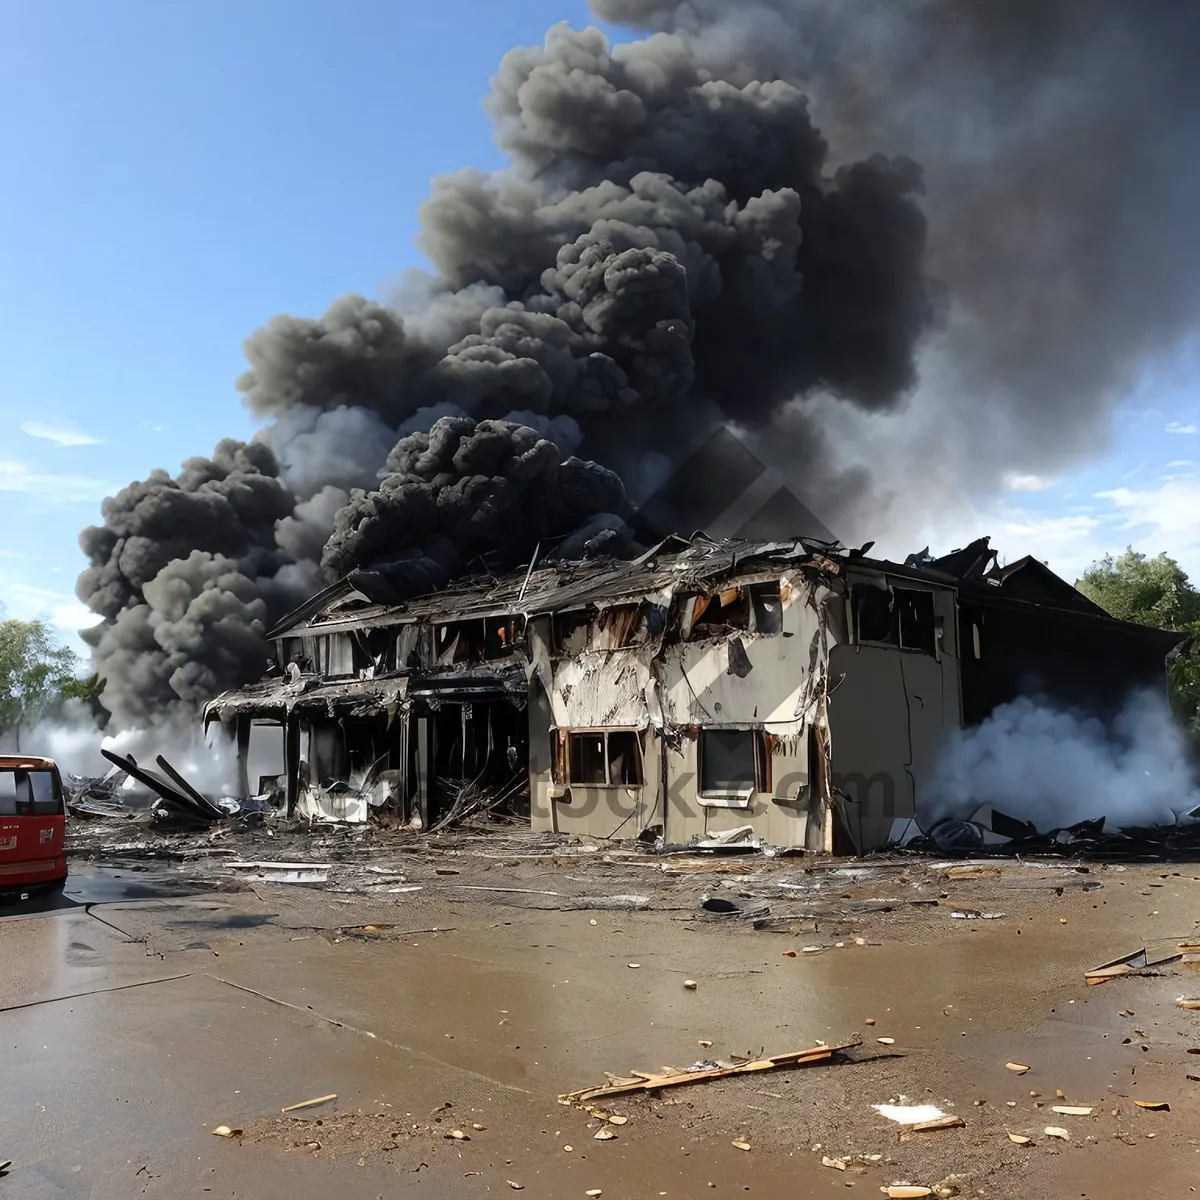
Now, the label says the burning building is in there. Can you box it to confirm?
[203,533,1180,852]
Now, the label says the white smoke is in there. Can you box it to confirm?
[922,691,1200,832]
[2,703,246,800]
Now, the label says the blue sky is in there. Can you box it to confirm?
[2,0,1198,652]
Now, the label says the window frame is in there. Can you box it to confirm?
[562,728,645,788]
[851,582,939,657]
[0,767,64,817]
[697,726,770,806]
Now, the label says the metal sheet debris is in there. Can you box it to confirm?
[227,861,331,884]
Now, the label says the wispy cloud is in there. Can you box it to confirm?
[0,460,110,502]
[1004,472,1055,492]
[0,581,102,639]
[1166,459,1192,468]
[1165,421,1198,434]
[1096,480,1200,537]
[20,420,104,447]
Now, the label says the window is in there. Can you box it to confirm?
[699,729,769,796]
[852,584,937,655]
[566,730,644,786]
[316,633,355,676]
[750,584,783,634]
[689,588,751,635]
[0,768,62,816]
[896,589,936,653]
[853,585,895,645]
[278,637,306,671]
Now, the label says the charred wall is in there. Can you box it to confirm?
[958,598,1179,726]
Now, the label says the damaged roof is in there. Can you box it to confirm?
[264,532,1180,652]
[266,534,850,638]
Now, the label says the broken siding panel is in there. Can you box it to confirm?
[549,649,656,729]
[591,604,642,650]
[659,572,829,729]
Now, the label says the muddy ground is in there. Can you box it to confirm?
[3,818,1200,1198]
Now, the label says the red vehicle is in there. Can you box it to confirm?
[0,755,68,896]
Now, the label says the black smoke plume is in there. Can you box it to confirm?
[77,7,935,725]
[89,1,1200,727]
[598,1,1200,530]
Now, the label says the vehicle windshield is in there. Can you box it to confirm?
[0,768,63,816]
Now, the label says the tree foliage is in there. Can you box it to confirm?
[1076,549,1200,734]
[0,618,83,751]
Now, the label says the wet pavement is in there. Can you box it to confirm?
[3,858,1200,1197]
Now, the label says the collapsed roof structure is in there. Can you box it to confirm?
[204,535,1181,853]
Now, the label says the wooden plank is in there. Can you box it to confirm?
[558,1039,860,1104]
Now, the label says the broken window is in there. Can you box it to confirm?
[852,584,937,655]
[484,615,525,658]
[607,730,641,785]
[566,729,644,786]
[699,728,768,795]
[389,625,422,671]
[552,611,592,656]
[593,605,642,650]
[750,583,783,634]
[896,589,936,653]
[435,620,487,664]
[690,587,751,634]
[852,585,896,645]
[279,637,306,671]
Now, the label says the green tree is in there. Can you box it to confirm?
[0,618,82,751]
[1076,549,1200,734]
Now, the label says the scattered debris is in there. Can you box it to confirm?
[695,825,761,851]
[1176,997,1200,1010]
[1086,947,1181,985]
[683,979,698,990]
[211,1126,242,1138]
[1007,1133,1032,1145]
[1005,1062,1030,1074]
[950,910,1004,920]
[1050,1105,1093,1116]
[909,1116,966,1132]
[101,749,226,826]
[874,1105,947,1126]
[885,1187,933,1199]
[876,1037,896,1045]
[1134,1100,1170,1110]
[593,1129,617,1141]
[731,1140,751,1151]
[585,1109,627,1125]
[1043,1126,1070,1140]
[558,1039,861,1105]
[822,1155,848,1170]
[945,865,1002,880]
[228,861,331,884]
[565,894,650,912]
[281,1094,337,1114]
